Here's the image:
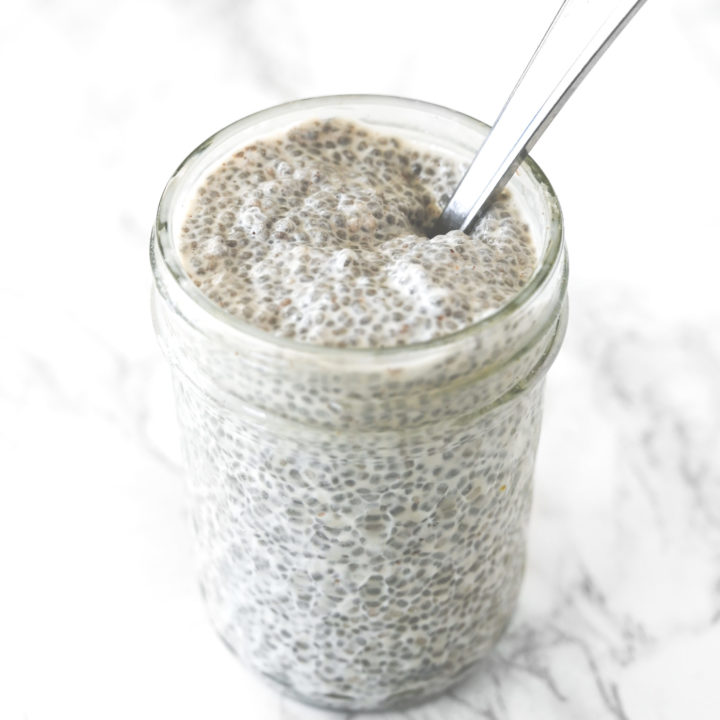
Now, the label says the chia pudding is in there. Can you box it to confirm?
[150,96,568,711]
[178,117,536,348]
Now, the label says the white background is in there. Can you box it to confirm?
[1,1,719,718]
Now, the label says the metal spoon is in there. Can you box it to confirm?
[436,0,648,234]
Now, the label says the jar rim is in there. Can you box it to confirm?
[151,94,564,359]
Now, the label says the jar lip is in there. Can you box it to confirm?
[152,94,564,358]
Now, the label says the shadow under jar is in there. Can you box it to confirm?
[150,95,568,712]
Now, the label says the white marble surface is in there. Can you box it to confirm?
[1,0,719,718]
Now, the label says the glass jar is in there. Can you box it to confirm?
[150,95,568,711]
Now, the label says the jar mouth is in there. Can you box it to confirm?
[151,94,564,358]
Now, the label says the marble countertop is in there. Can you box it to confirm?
[2,0,719,718]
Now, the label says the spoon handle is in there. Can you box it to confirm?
[437,0,647,234]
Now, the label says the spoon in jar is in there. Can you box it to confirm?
[435,0,648,234]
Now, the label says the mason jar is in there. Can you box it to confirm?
[150,95,568,711]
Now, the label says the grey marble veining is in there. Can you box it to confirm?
[1,0,719,718]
